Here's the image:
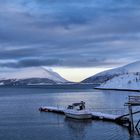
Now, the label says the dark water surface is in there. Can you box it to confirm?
[0,88,140,140]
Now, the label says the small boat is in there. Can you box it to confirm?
[64,101,92,119]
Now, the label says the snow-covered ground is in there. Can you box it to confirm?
[99,73,140,90]
[97,61,140,91]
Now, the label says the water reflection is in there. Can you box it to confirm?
[65,118,92,140]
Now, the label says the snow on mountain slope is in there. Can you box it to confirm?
[81,61,140,84]
[98,73,140,90]
[121,61,140,73]
[81,67,125,84]
[96,61,140,90]
[0,67,67,83]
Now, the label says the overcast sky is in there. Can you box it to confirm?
[0,0,140,80]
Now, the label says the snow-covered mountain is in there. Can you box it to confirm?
[81,61,140,85]
[0,67,67,86]
[81,67,125,84]
[98,73,140,91]
[96,61,140,91]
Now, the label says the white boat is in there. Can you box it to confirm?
[64,101,92,119]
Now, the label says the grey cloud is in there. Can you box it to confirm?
[0,0,140,68]
[19,58,60,67]
[0,58,60,68]
[0,57,124,68]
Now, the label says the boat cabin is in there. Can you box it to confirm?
[67,101,85,110]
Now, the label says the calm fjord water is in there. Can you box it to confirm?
[0,87,140,140]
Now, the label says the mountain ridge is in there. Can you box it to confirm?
[96,61,140,91]
[81,61,140,84]
[0,67,68,86]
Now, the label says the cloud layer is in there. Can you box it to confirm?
[0,0,140,68]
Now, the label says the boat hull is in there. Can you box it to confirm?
[64,111,92,119]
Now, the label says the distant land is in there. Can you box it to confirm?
[0,61,140,91]
[0,67,68,86]
[0,67,98,89]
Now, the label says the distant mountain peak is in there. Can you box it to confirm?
[0,67,67,83]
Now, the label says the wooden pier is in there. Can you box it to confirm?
[39,106,129,123]
[39,96,140,135]
[39,106,65,114]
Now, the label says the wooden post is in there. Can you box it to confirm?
[135,119,140,135]
[128,105,134,132]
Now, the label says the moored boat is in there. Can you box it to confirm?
[64,101,92,119]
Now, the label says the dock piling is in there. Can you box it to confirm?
[125,96,140,134]
[128,105,134,132]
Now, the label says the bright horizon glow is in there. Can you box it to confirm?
[53,67,113,82]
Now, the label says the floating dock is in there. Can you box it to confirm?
[39,96,140,135]
[39,106,65,114]
[39,106,128,122]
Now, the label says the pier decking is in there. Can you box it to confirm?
[39,106,65,114]
[39,106,126,122]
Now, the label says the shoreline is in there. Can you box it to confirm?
[0,83,99,89]
[94,87,140,92]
